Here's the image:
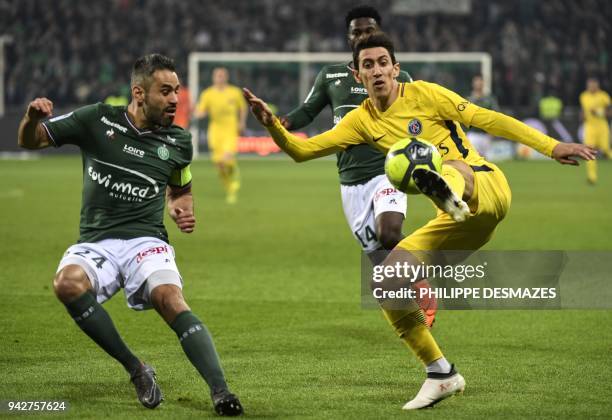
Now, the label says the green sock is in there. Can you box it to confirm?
[65,291,141,374]
[171,311,228,392]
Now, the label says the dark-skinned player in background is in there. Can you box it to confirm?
[281,5,436,326]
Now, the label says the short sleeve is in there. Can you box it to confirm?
[41,103,99,147]
[169,164,193,187]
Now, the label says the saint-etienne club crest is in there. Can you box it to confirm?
[408,118,422,136]
[157,145,169,160]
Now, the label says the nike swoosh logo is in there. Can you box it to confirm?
[372,134,386,142]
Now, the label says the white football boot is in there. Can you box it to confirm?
[402,365,466,410]
[412,168,470,222]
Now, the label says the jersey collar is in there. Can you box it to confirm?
[124,112,153,135]
[371,83,404,117]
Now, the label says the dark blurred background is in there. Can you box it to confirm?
[2,0,610,108]
[0,0,610,152]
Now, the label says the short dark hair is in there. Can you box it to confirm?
[352,32,396,70]
[131,54,176,88]
[345,5,381,29]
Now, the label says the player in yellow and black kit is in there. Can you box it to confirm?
[281,6,436,326]
[580,77,611,184]
[196,67,247,203]
[244,33,596,410]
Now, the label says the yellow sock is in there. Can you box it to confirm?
[227,161,241,193]
[382,308,443,365]
[441,164,466,199]
[586,160,597,183]
[218,166,231,192]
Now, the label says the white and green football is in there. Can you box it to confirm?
[384,137,443,194]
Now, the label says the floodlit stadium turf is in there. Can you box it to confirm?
[1,156,611,418]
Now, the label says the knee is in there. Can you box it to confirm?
[377,218,404,250]
[376,212,405,251]
[445,160,474,199]
[150,284,190,323]
[378,227,403,250]
[53,265,91,303]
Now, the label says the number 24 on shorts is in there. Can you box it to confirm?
[71,250,107,269]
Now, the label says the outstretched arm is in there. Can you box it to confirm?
[281,69,329,130]
[244,88,363,162]
[470,108,597,165]
[17,97,54,149]
[424,81,597,166]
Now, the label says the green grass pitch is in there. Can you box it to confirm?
[1,156,611,419]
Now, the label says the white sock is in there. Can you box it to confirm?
[426,357,452,374]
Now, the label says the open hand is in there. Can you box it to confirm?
[552,142,598,166]
[243,88,275,127]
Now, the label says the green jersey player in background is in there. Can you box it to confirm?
[17,54,243,417]
[281,5,436,326]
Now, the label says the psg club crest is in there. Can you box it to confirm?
[408,119,422,136]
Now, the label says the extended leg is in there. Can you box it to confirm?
[374,211,437,327]
[412,160,474,222]
[374,250,465,410]
[55,264,142,373]
[223,153,240,204]
[149,275,243,416]
[54,265,160,408]
[584,130,599,184]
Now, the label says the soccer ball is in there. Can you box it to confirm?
[384,137,443,194]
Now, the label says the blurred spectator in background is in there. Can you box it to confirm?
[538,85,573,143]
[104,83,129,107]
[466,74,498,159]
[539,90,563,122]
[1,0,610,112]
[104,95,129,107]
[580,77,611,184]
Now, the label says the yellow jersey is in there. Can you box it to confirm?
[268,81,559,164]
[196,84,246,129]
[580,90,610,126]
